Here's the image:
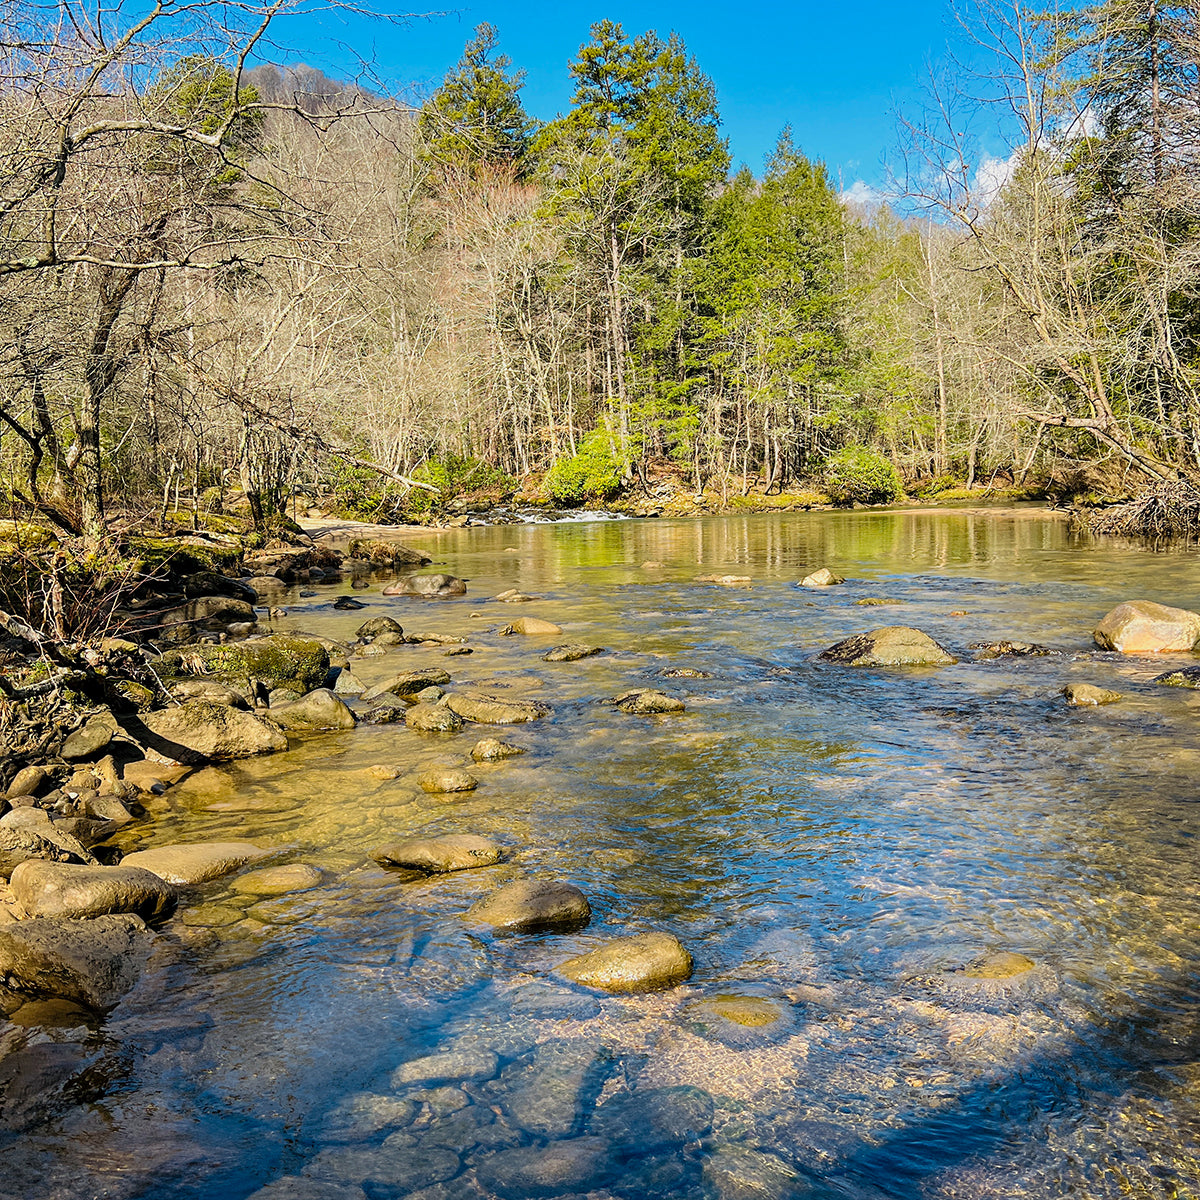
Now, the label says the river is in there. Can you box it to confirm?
[3,506,1200,1200]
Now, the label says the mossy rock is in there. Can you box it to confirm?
[126,536,243,577]
[0,521,59,550]
[163,635,329,693]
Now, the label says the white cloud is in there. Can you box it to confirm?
[973,150,1019,206]
[842,179,887,209]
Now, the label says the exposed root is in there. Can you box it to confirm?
[1074,478,1200,540]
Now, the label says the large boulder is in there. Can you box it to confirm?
[269,689,357,732]
[61,710,119,760]
[467,879,591,934]
[819,626,957,667]
[0,914,151,1009]
[1093,600,1200,653]
[372,834,501,874]
[556,932,693,993]
[119,841,272,886]
[10,861,177,922]
[162,635,330,693]
[361,669,451,701]
[446,692,550,725]
[134,702,287,763]
[382,573,466,598]
[356,616,404,640]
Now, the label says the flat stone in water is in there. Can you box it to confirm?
[466,878,590,934]
[964,951,1035,979]
[180,903,244,928]
[1063,683,1122,706]
[659,667,712,678]
[471,738,527,761]
[819,625,957,667]
[494,1039,609,1138]
[542,644,606,662]
[446,693,550,725]
[391,1048,500,1087]
[557,932,693,993]
[475,1137,610,1199]
[590,1085,714,1151]
[120,841,272,886]
[615,689,686,714]
[230,864,324,896]
[703,1144,801,1200]
[373,834,501,874]
[322,1093,419,1142]
[405,704,464,733]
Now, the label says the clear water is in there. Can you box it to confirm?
[4,507,1200,1200]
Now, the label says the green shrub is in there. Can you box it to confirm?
[543,431,623,506]
[823,446,903,506]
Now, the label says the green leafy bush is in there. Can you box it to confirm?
[823,446,903,506]
[543,431,623,506]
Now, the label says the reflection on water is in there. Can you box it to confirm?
[4,508,1200,1200]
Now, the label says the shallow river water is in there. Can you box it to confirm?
[5,507,1200,1200]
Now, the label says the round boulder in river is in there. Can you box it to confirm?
[373,834,501,874]
[502,616,563,636]
[230,864,324,896]
[819,626,957,667]
[1063,683,1122,706]
[471,737,527,760]
[467,878,591,933]
[9,861,178,923]
[556,932,693,993]
[268,689,357,732]
[1093,599,1200,653]
[356,616,404,640]
[382,573,467,598]
[615,689,686,714]
[405,703,464,733]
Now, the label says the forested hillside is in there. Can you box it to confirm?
[1,0,1197,534]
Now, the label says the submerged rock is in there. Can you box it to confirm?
[230,864,324,896]
[270,689,357,732]
[590,1085,714,1151]
[1063,683,1122,706]
[965,951,1035,979]
[404,704,464,733]
[542,644,606,662]
[471,738,527,761]
[659,667,712,679]
[800,567,845,587]
[373,834,501,874]
[703,1145,801,1200]
[391,1048,500,1087]
[615,689,686,714]
[0,913,150,1009]
[819,626,957,667]
[383,573,467,598]
[495,1039,609,1137]
[695,574,751,585]
[9,861,177,923]
[417,768,478,795]
[501,616,563,636]
[120,841,272,885]
[467,879,591,934]
[557,932,693,993]
[475,1138,610,1199]
[1094,600,1200,653]
[446,692,550,725]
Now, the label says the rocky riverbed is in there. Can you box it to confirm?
[3,508,1200,1200]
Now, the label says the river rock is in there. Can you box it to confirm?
[417,768,477,794]
[556,932,693,993]
[347,537,432,567]
[269,689,357,732]
[696,573,751,585]
[163,635,330,693]
[0,913,150,1009]
[405,704,464,733]
[10,861,177,922]
[382,574,467,598]
[356,616,404,639]
[6,766,49,800]
[1063,683,1122,706]
[169,679,251,708]
[496,1040,608,1137]
[659,667,712,679]
[361,706,403,725]
[1152,664,1200,688]
[0,826,97,880]
[135,702,287,762]
[362,669,452,701]
[800,567,844,587]
[230,863,324,896]
[703,1145,801,1200]
[61,711,118,760]
[183,571,259,603]
[1093,600,1200,653]
[501,617,562,636]
[167,595,257,630]
[467,879,590,934]
[542,644,605,662]
[971,640,1057,660]
[247,574,288,597]
[471,738,527,761]
[120,841,272,885]
[391,1048,500,1087]
[331,668,366,698]
[446,693,549,725]
[332,596,365,611]
[475,1138,610,1199]
[615,689,686,714]
[819,626,957,667]
[373,834,501,874]
[964,951,1035,978]
[591,1085,714,1151]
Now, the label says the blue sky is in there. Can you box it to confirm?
[266,1,963,193]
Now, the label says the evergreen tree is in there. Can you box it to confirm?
[420,23,536,177]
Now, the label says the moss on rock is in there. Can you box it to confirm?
[163,635,329,693]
